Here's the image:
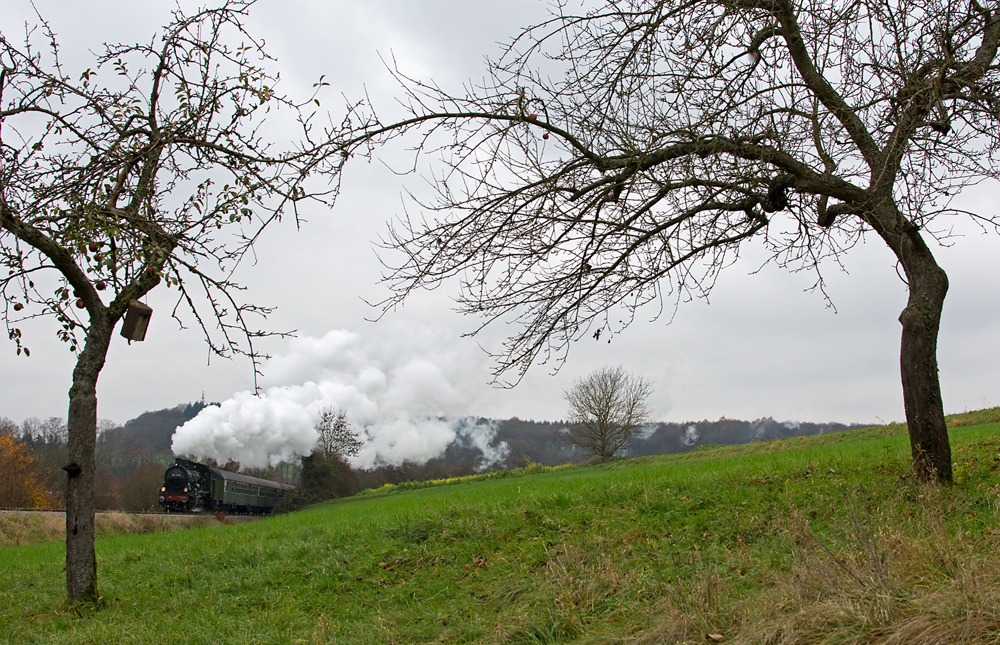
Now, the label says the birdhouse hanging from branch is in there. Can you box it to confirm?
[120,300,153,342]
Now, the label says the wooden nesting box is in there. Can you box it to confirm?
[120,300,153,342]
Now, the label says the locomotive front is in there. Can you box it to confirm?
[159,462,204,512]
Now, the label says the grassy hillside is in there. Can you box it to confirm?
[3,417,1000,644]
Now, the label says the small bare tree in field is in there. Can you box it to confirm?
[287,408,362,506]
[1,1,345,601]
[338,0,1000,484]
[564,366,652,462]
[314,407,363,460]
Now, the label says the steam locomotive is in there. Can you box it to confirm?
[158,458,294,514]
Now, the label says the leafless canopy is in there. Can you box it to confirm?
[564,365,652,461]
[341,0,1000,386]
[314,407,362,460]
[1,0,345,371]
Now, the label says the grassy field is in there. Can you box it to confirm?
[3,414,1000,644]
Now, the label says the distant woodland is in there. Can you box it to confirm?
[1,402,860,511]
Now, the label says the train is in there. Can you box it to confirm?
[158,458,294,514]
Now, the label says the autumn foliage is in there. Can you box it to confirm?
[0,435,56,509]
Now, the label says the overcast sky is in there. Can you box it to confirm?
[3,0,998,445]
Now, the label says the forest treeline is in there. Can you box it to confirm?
[1,402,860,511]
[356,416,860,488]
[0,402,213,512]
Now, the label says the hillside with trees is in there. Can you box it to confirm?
[1,400,860,511]
[1,402,213,511]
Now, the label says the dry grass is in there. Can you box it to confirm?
[627,482,1000,645]
[0,511,64,547]
[95,510,218,535]
[946,406,1000,429]
[0,510,220,546]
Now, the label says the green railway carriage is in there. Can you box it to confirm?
[159,458,294,514]
[209,467,294,514]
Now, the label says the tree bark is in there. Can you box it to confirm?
[896,229,952,483]
[65,314,112,603]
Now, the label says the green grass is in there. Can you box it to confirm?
[3,418,1000,643]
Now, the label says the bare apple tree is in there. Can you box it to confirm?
[564,365,652,462]
[1,1,345,601]
[342,0,1000,484]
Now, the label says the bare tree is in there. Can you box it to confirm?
[282,408,362,508]
[0,417,18,438]
[564,366,652,462]
[340,0,1000,484]
[1,1,345,601]
[314,407,363,460]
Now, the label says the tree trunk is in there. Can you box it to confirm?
[65,316,112,603]
[896,230,951,483]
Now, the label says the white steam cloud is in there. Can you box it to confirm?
[171,324,509,469]
[632,423,656,441]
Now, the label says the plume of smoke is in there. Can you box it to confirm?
[171,324,509,469]
[457,417,511,471]
[683,424,700,446]
[170,386,323,467]
[632,423,656,441]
